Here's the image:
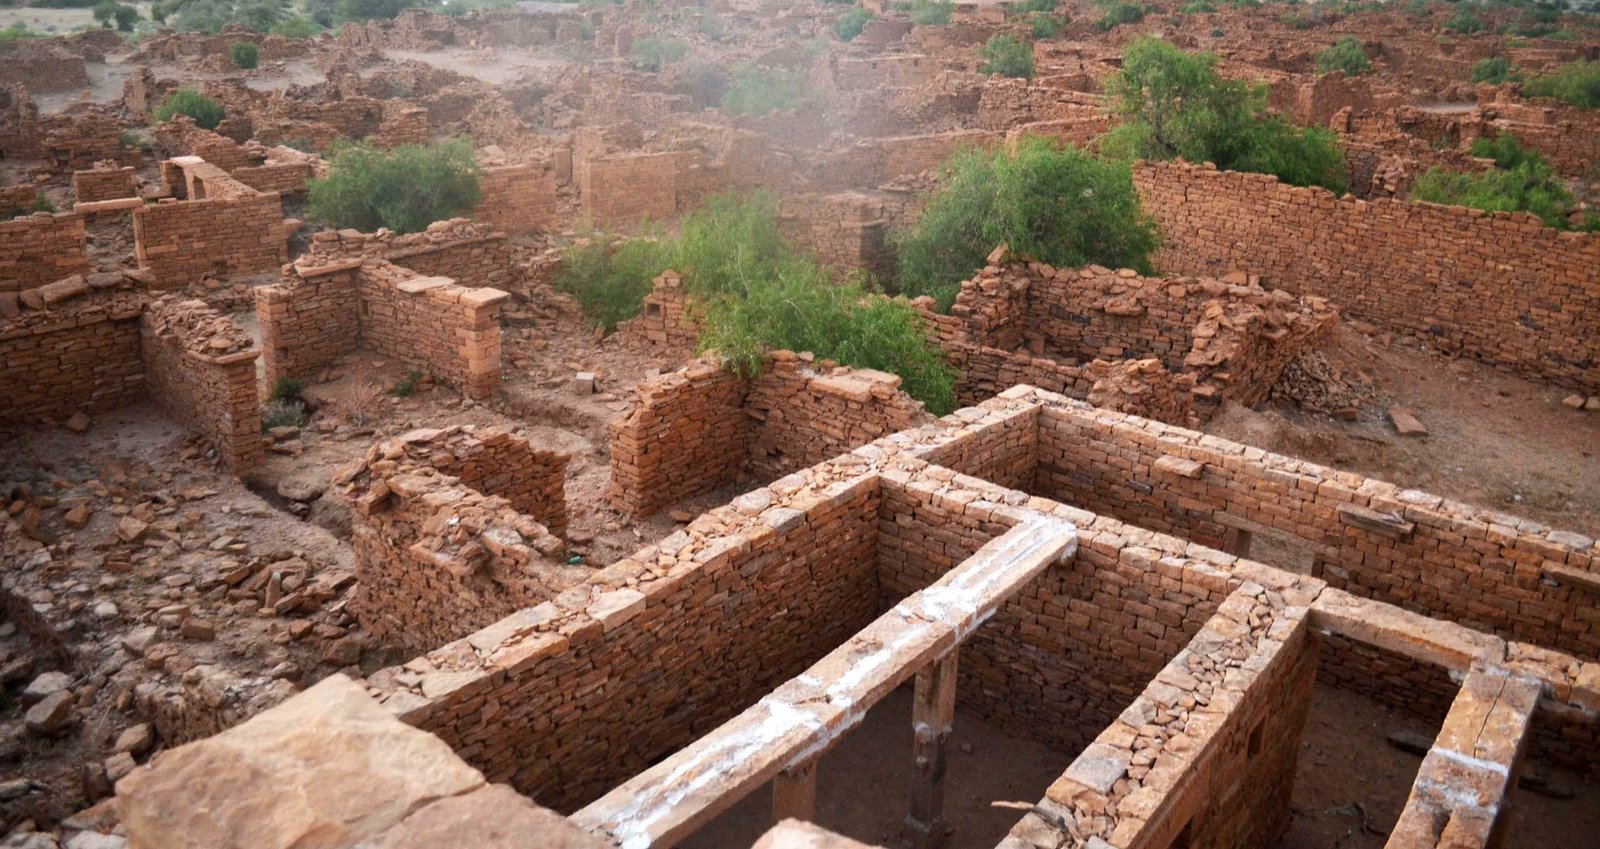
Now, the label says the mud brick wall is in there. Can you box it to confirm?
[1133,160,1600,392]
[0,295,144,423]
[256,264,362,388]
[355,262,508,400]
[579,151,685,227]
[1031,403,1600,662]
[365,474,885,811]
[72,166,138,203]
[138,297,263,472]
[132,190,287,287]
[475,162,558,234]
[608,360,749,517]
[345,452,572,654]
[0,213,89,293]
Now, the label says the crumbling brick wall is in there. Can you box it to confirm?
[608,354,931,517]
[0,213,89,293]
[621,271,701,351]
[0,44,88,94]
[139,296,263,472]
[1135,160,1600,392]
[0,285,144,423]
[342,427,572,652]
[298,220,515,290]
[132,163,288,287]
[1477,84,1600,178]
[73,164,138,203]
[258,258,508,399]
[475,161,558,234]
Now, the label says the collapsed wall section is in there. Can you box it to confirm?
[139,296,263,472]
[1135,160,1600,392]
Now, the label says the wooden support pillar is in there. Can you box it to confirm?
[772,759,818,824]
[903,650,958,849]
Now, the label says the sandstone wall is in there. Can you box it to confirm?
[139,297,263,472]
[0,45,88,94]
[256,263,362,388]
[72,165,138,203]
[1134,160,1600,392]
[132,189,288,287]
[0,289,144,423]
[475,161,558,234]
[579,151,685,226]
[778,192,897,280]
[299,220,515,291]
[0,213,89,293]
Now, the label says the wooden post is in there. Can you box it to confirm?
[773,759,818,824]
[904,651,958,849]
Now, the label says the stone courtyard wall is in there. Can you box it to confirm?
[131,170,288,287]
[139,296,263,472]
[0,287,143,423]
[72,164,138,204]
[1134,160,1600,392]
[0,213,89,293]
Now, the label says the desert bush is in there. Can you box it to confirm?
[1444,6,1483,32]
[1010,0,1057,11]
[307,137,482,234]
[1523,61,1600,108]
[153,89,225,130]
[1029,13,1062,37]
[1182,0,1217,12]
[555,233,673,332]
[721,64,807,116]
[0,23,39,49]
[629,36,688,72]
[907,0,952,25]
[391,370,423,397]
[332,0,420,23]
[1470,56,1518,84]
[832,7,872,40]
[1413,134,1585,228]
[270,376,306,401]
[893,136,1159,311]
[261,398,308,431]
[979,33,1034,78]
[1101,36,1346,192]
[270,14,319,35]
[230,40,259,68]
[1094,0,1145,30]
[162,0,291,32]
[1316,36,1370,76]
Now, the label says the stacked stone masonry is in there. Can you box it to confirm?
[0,213,89,293]
[1133,160,1600,392]
[138,296,263,472]
[132,159,290,287]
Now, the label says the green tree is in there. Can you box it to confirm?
[907,0,952,25]
[113,2,138,29]
[893,137,1160,311]
[832,7,872,41]
[307,138,483,234]
[153,89,226,130]
[979,33,1034,78]
[92,0,117,26]
[1316,36,1370,76]
[1101,37,1346,192]
[1444,6,1483,33]
[1470,56,1518,85]
[1523,61,1600,108]
[230,40,259,69]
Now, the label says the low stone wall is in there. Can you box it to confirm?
[298,219,515,290]
[0,213,89,293]
[341,427,574,653]
[139,296,263,472]
[608,354,931,517]
[0,44,88,94]
[72,164,138,204]
[258,258,508,400]
[475,161,559,234]
[778,191,898,280]
[579,151,686,227]
[0,283,144,423]
[1134,159,1600,392]
[132,163,288,287]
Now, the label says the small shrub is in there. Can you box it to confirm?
[1011,0,1057,11]
[153,89,225,131]
[907,0,952,25]
[1471,56,1517,84]
[1094,1,1145,31]
[629,36,688,72]
[307,138,482,234]
[1028,13,1062,38]
[270,376,306,401]
[0,23,39,50]
[113,2,138,29]
[833,7,872,41]
[332,0,421,23]
[1413,134,1579,228]
[1181,0,1217,12]
[555,233,673,332]
[1316,36,1370,76]
[93,0,118,26]
[1523,61,1600,109]
[261,398,308,431]
[270,15,319,36]
[1444,7,1483,33]
[721,64,807,116]
[391,370,423,397]
[230,40,259,69]
[893,137,1159,311]
[979,33,1034,78]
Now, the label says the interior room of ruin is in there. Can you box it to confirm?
[1,0,1598,847]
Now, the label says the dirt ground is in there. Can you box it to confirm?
[1276,684,1600,849]
[1210,322,1600,538]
